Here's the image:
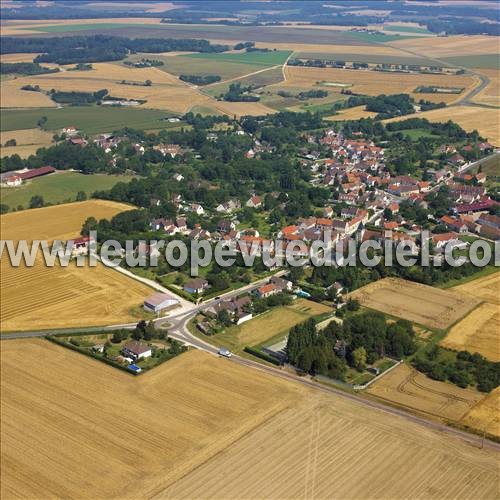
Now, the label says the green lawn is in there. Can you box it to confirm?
[185,50,292,66]
[0,172,136,210]
[0,107,182,134]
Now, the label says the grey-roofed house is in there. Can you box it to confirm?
[143,292,180,314]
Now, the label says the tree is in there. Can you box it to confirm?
[76,190,87,201]
[352,347,367,371]
[4,138,16,147]
[143,320,156,341]
[29,195,44,209]
[145,79,152,86]
[217,309,232,327]
[0,204,9,214]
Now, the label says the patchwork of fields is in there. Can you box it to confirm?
[349,278,480,330]
[2,340,498,499]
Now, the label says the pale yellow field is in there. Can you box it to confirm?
[454,272,500,305]
[325,105,378,121]
[367,363,483,421]
[279,66,477,104]
[0,342,301,499]
[471,68,500,107]
[391,35,497,57]
[0,128,54,158]
[461,388,500,438]
[0,79,56,108]
[441,303,499,362]
[440,272,500,361]
[255,41,407,56]
[349,277,480,330]
[386,105,500,145]
[0,200,148,331]
[0,62,210,112]
[2,341,499,499]
[165,377,497,499]
[0,199,133,242]
[0,52,40,63]
[208,98,275,117]
[0,256,153,331]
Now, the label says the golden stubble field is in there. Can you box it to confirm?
[0,342,302,499]
[349,277,480,330]
[366,363,483,422]
[440,272,500,361]
[277,66,477,104]
[461,387,500,438]
[0,200,153,331]
[386,105,500,145]
[0,128,54,158]
[471,68,500,107]
[2,340,499,499]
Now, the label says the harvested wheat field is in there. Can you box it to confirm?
[0,256,153,331]
[461,387,500,438]
[279,66,477,104]
[0,128,54,158]
[164,380,497,499]
[0,342,301,499]
[441,303,500,362]
[209,99,275,117]
[349,278,480,330]
[440,272,500,361]
[0,63,211,113]
[454,271,500,305]
[2,341,499,499]
[0,200,145,331]
[386,105,500,145]
[0,199,132,242]
[367,363,483,421]
[0,53,40,63]
[0,80,57,108]
[391,35,497,58]
[471,68,500,107]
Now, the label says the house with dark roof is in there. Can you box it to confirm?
[122,341,152,360]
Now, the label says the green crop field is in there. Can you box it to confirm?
[441,54,500,70]
[0,172,136,210]
[383,24,432,35]
[0,107,182,134]
[185,50,292,66]
[142,55,271,79]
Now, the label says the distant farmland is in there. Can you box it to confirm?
[0,106,182,133]
[0,171,136,210]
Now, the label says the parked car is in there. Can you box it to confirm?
[218,348,232,358]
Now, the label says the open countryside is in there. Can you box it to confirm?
[1,2,499,498]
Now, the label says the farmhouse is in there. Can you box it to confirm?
[214,296,253,325]
[184,278,209,295]
[143,292,180,313]
[68,235,94,256]
[0,173,22,187]
[122,340,152,360]
[18,166,56,180]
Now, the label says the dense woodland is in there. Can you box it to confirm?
[0,62,59,75]
[1,35,230,65]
